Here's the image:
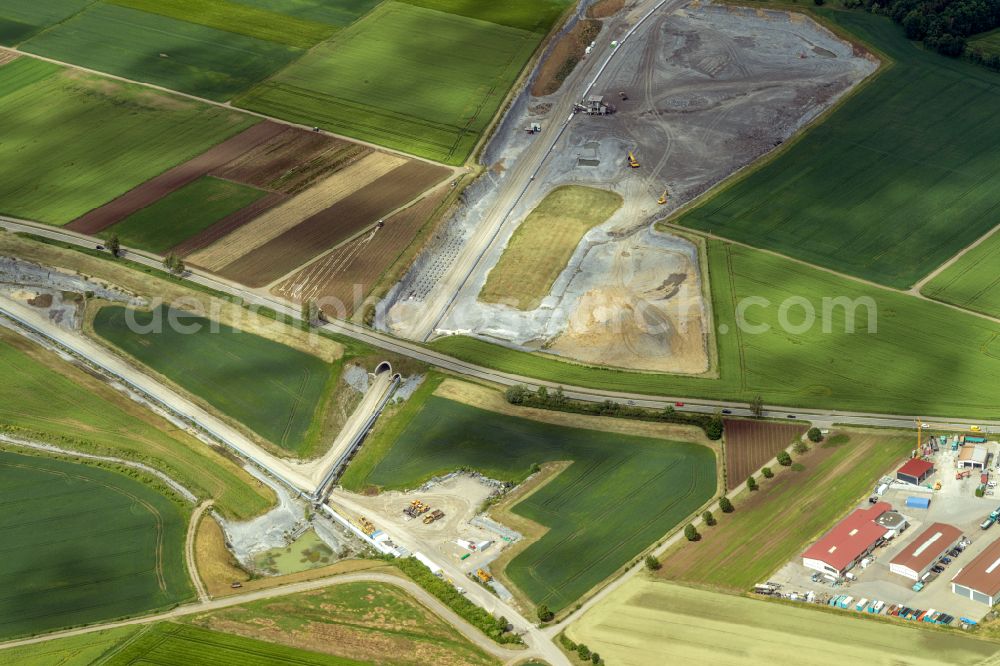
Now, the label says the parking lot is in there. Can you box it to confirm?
[770,435,1000,622]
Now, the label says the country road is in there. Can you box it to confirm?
[0,572,531,663]
[185,501,213,604]
[2,215,995,435]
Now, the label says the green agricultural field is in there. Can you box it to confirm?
[0,329,272,519]
[227,0,382,26]
[0,0,92,44]
[432,238,1000,418]
[677,10,1000,289]
[658,431,911,590]
[969,27,1000,57]
[479,186,622,310]
[0,58,254,224]
[21,3,303,101]
[237,1,541,164]
[107,0,336,49]
[92,305,337,454]
[0,626,141,666]
[398,0,573,32]
[567,578,1000,666]
[359,396,717,612]
[101,623,366,665]
[187,581,498,665]
[0,451,192,640]
[103,176,267,254]
[922,227,1000,318]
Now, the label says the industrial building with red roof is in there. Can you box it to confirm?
[801,502,892,576]
[896,458,935,485]
[952,537,1000,605]
[889,522,962,581]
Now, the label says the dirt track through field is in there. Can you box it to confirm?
[66,122,285,234]
[218,161,451,287]
[272,186,450,315]
[189,152,408,271]
[724,419,806,489]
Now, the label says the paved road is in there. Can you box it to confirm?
[3,215,994,435]
[0,572,530,663]
[185,501,213,603]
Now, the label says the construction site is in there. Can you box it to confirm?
[329,474,522,602]
[381,2,877,372]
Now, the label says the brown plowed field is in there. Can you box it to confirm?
[189,152,408,270]
[172,191,287,256]
[66,121,285,234]
[272,185,451,316]
[724,419,807,489]
[220,161,451,287]
[210,128,369,195]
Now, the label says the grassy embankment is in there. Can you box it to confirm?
[479,186,622,310]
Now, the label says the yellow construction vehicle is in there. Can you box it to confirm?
[476,569,493,583]
[627,151,639,168]
[657,189,669,205]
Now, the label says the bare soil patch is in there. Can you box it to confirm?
[587,0,625,18]
[66,122,286,234]
[190,152,408,271]
[0,51,19,67]
[272,185,451,318]
[723,419,807,490]
[531,19,602,97]
[220,161,452,288]
[210,127,370,195]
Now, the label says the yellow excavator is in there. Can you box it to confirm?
[657,188,669,205]
[627,151,639,168]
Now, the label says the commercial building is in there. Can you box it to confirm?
[889,522,962,581]
[952,538,1000,605]
[802,502,892,577]
[896,458,935,485]
[957,444,988,470]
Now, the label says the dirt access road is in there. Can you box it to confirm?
[386,0,689,342]
[0,572,531,664]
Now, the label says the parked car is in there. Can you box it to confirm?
[949,548,962,557]
[941,557,952,565]
[931,565,945,574]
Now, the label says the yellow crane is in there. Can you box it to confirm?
[657,188,669,205]
[627,151,639,168]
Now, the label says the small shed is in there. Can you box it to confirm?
[906,496,931,510]
[897,459,935,485]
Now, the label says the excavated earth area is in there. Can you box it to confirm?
[384,3,876,373]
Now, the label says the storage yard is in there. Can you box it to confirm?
[768,428,1000,624]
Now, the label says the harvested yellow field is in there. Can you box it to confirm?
[0,51,20,67]
[567,578,1000,666]
[479,186,622,310]
[190,151,407,270]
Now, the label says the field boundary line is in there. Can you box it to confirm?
[913,221,1000,294]
[0,46,462,170]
